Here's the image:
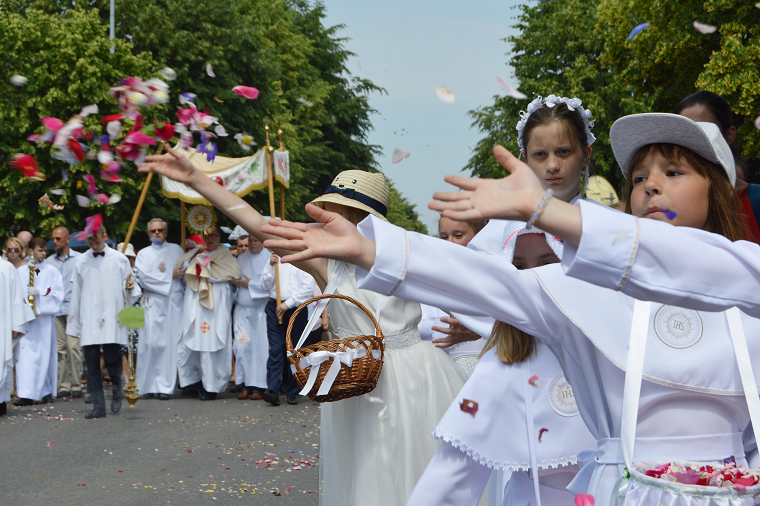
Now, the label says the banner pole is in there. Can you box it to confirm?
[277,127,286,221]
[265,125,283,324]
[122,142,166,253]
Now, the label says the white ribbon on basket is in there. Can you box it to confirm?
[297,348,382,397]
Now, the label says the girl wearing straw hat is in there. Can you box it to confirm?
[139,154,467,506]
[255,114,760,505]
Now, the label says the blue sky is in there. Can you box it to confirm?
[321,0,527,232]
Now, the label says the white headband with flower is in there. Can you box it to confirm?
[516,95,596,152]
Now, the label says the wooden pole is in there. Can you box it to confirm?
[277,128,285,221]
[265,125,282,323]
[180,201,186,246]
[121,142,166,254]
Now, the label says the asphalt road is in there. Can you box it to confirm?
[1,389,321,505]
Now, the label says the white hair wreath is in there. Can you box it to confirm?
[516,95,596,152]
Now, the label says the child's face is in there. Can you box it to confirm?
[629,151,710,231]
[524,122,590,203]
[86,234,107,252]
[512,234,560,270]
[32,245,46,264]
[438,217,475,247]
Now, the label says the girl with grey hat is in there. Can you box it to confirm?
[139,149,467,506]
[259,114,760,505]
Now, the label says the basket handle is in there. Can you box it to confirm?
[286,294,384,353]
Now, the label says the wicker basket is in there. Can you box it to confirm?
[286,294,385,403]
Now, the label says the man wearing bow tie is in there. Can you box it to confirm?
[67,223,140,419]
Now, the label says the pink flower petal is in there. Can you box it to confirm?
[391,148,410,164]
[693,21,717,34]
[96,193,110,204]
[497,77,528,99]
[528,374,540,386]
[124,132,157,145]
[538,427,548,442]
[575,494,595,506]
[232,86,260,100]
[41,117,64,131]
[754,115,760,130]
[75,195,91,207]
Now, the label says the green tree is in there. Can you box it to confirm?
[1,0,426,248]
[468,0,760,191]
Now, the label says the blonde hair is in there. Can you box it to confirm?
[5,237,25,257]
[479,320,537,364]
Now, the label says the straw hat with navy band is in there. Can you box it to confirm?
[311,170,391,221]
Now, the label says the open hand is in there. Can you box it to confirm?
[139,145,197,185]
[431,316,481,349]
[261,204,375,270]
[429,146,545,222]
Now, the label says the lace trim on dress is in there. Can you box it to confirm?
[336,325,422,351]
[432,429,579,472]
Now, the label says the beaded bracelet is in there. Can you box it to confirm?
[525,189,553,230]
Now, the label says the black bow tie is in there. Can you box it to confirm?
[93,251,105,258]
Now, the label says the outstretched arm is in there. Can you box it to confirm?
[429,145,583,245]
[139,146,327,288]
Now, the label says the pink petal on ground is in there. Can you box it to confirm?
[693,21,717,34]
[496,77,528,99]
[41,117,64,131]
[232,86,260,100]
[391,148,410,164]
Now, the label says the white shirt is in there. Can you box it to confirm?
[261,261,314,309]
[235,250,271,306]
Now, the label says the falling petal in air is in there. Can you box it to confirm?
[206,63,215,78]
[627,22,650,40]
[693,21,717,34]
[496,77,527,99]
[296,97,314,107]
[10,75,28,86]
[434,86,455,105]
[391,148,410,164]
[161,67,177,81]
[232,86,260,100]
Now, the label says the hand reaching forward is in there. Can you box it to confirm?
[261,204,376,270]
[139,145,197,185]
[429,145,545,222]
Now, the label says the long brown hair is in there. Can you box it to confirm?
[479,320,536,364]
[622,143,743,241]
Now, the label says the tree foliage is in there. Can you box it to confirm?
[467,0,760,191]
[0,0,427,247]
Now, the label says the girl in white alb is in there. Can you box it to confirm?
[259,113,760,506]
[408,223,596,506]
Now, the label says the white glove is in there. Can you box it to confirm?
[26,286,40,296]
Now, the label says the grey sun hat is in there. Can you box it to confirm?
[610,113,736,186]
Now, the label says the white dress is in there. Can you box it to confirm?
[320,260,467,506]
[354,216,760,505]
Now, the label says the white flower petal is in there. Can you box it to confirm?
[75,195,90,207]
[206,63,215,78]
[296,97,314,107]
[79,104,99,117]
[161,67,177,81]
[693,21,717,34]
[496,77,527,99]
[391,148,410,164]
[106,121,122,138]
[10,74,28,86]
[434,86,455,105]
[50,189,66,196]
[97,150,113,164]
[214,125,229,137]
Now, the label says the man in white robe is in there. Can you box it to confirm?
[175,227,241,400]
[0,257,35,416]
[67,224,139,419]
[231,235,270,400]
[14,237,63,405]
[134,218,184,400]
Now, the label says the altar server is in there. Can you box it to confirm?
[0,257,35,416]
[175,226,241,400]
[14,238,63,405]
[135,218,184,400]
[258,114,760,505]
[67,222,139,419]
[231,234,270,400]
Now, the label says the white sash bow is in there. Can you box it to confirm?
[296,348,378,396]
